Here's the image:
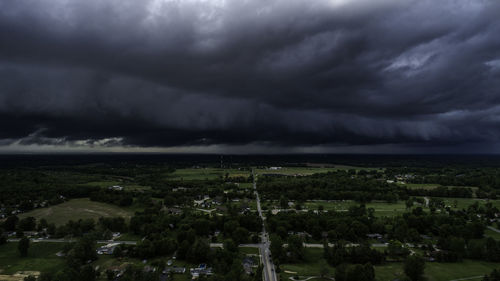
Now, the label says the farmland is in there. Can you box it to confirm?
[18,198,134,226]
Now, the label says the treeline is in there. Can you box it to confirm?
[258,171,403,202]
[258,171,477,203]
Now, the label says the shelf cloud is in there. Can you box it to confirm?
[1,0,500,153]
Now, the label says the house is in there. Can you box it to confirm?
[163,267,186,274]
[366,233,383,240]
[190,264,213,278]
[108,185,124,191]
[167,208,183,215]
[97,243,120,255]
[242,257,255,275]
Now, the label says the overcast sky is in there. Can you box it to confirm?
[1,0,500,153]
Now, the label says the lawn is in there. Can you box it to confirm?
[239,247,260,255]
[0,242,67,274]
[485,228,500,241]
[19,198,134,226]
[280,248,335,279]
[375,260,499,281]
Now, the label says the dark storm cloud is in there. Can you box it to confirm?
[1,0,500,151]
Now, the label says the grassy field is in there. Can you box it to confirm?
[255,165,381,176]
[280,248,335,279]
[255,167,338,176]
[303,200,415,217]
[0,242,67,274]
[399,183,442,190]
[239,247,260,255]
[19,198,134,225]
[78,181,151,191]
[375,260,499,281]
[440,198,500,209]
[167,168,251,181]
[485,228,500,240]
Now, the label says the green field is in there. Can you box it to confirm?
[255,167,338,176]
[375,260,499,281]
[440,198,500,210]
[0,242,67,274]
[280,248,335,279]
[303,200,416,217]
[19,198,134,225]
[78,181,151,191]
[239,247,260,255]
[255,165,381,176]
[399,183,442,190]
[168,168,251,181]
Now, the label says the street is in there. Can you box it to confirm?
[253,169,278,281]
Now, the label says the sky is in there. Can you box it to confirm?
[1,0,500,154]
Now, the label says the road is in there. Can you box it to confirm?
[253,169,278,281]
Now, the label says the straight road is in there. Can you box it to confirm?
[253,169,278,281]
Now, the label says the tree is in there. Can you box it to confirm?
[18,236,30,257]
[279,196,288,209]
[79,264,96,281]
[406,198,414,209]
[287,235,304,262]
[404,255,425,281]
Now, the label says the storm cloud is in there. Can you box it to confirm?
[1,0,500,152]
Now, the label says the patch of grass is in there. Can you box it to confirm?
[303,200,419,217]
[168,168,250,181]
[375,260,499,281]
[255,167,338,176]
[280,248,335,279]
[440,198,500,210]
[19,198,134,226]
[399,183,442,190]
[485,228,500,241]
[0,242,67,274]
[239,247,259,255]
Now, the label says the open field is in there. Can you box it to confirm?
[398,183,442,190]
[375,260,499,281]
[303,200,416,217]
[255,167,338,176]
[19,198,134,225]
[280,248,335,279]
[0,242,67,275]
[77,181,152,191]
[239,247,260,255]
[302,198,500,217]
[167,168,251,181]
[440,198,500,209]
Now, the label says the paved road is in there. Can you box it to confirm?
[253,169,278,281]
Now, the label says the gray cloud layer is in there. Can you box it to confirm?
[1,0,500,152]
